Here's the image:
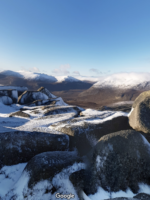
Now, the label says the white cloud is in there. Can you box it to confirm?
[20,66,40,73]
[73,71,80,75]
[52,64,70,75]
[90,68,102,74]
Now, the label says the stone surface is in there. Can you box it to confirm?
[129,91,150,134]
[18,91,48,104]
[51,115,132,156]
[44,105,81,116]
[86,130,150,194]
[9,110,30,118]
[99,104,132,113]
[0,89,18,104]
[37,86,56,98]
[0,131,69,167]
[133,193,150,200]
[24,151,82,188]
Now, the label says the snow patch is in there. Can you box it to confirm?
[0,163,27,198]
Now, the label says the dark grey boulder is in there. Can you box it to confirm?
[129,90,150,134]
[51,115,132,156]
[18,91,49,104]
[0,89,18,104]
[9,111,30,118]
[133,193,150,200]
[23,151,82,188]
[44,105,81,116]
[86,130,150,194]
[0,131,69,167]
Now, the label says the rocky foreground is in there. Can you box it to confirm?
[0,86,150,200]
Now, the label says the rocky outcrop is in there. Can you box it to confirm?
[18,91,49,104]
[0,89,18,104]
[0,131,69,167]
[86,130,150,194]
[51,115,132,156]
[129,90,150,134]
[37,87,56,98]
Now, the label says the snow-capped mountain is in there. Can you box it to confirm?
[0,70,57,82]
[93,73,150,90]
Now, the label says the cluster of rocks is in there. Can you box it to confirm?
[0,87,150,200]
[0,86,58,106]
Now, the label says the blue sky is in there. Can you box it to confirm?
[0,0,150,77]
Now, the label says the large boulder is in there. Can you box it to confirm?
[0,89,18,104]
[18,91,49,105]
[129,91,150,134]
[50,114,132,156]
[86,130,150,194]
[0,131,69,167]
[23,151,82,188]
[7,152,85,200]
[37,87,57,98]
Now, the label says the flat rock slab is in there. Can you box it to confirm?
[26,99,57,106]
[0,131,69,167]
[44,105,81,116]
[9,110,30,118]
[99,104,132,113]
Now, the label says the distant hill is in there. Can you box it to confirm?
[0,70,93,91]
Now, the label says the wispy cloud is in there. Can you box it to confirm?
[20,66,40,72]
[52,64,70,75]
[89,68,102,74]
[73,71,80,75]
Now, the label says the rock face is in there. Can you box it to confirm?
[129,91,150,134]
[0,89,18,104]
[24,151,82,188]
[18,91,49,104]
[86,130,150,194]
[0,131,69,167]
[9,111,30,118]
[51,115,132,156]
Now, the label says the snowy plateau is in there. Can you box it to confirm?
[0,86,150,200]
